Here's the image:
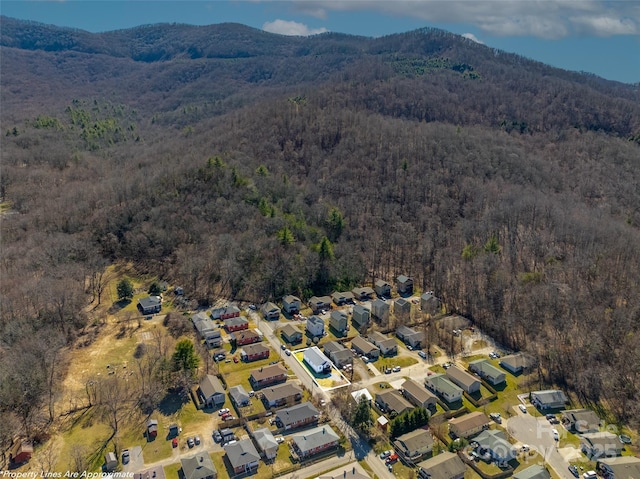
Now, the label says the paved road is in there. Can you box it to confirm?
[506,410,576,479]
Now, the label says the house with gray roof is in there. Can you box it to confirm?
[395,297,412,319]
[446,366,481,394]
[253,428,278,460]
[192,312,221,348]
[500,353,533,375]
[368,331,397,357]
[319,467,369,479]
[374,280,391,298]
[531,390,568,410]
[332,291,354,306]
[134,466,166,479]
[375,390,413,417]
[394,429,434,462]
[425,374,463,403]
[396,325,424,349]
[224,439,260,475]
[561,409,601,433]
[138,296,162,315]
[352,287,375,301]
[261,383,303,408]
[513,465,551,479]
[468,359,506,386]
[229,385,250,408]
[402,379,437,410]
[291,425,339,458]
[282,295,301,314]
[473,429,517,464]
[198,375,226,408]
[329,310,348,335]
[261,302,281,320]
[323,341,353,369]
[352,304,370,328]
[351,336,380,359]
[371,299,390,323]
[304,346,332,374]
[396,275,414,295]
[181,453,217,479]
[276,402,320,430]
[420,292,440,314]
[306,315,325,338]
[597,456,640,479]
[417,451,467,479]
[580,432,623,459]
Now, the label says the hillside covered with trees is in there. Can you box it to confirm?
[1,16,639,444]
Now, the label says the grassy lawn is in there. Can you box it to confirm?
[359,460,379,479]
[164,462,182,479]
[474,460,504,475]
[430,365,446,374]
[461,354,485,365]
[271,441,296,475]
[375,356,418,371]
[390,461,415,477]
[218,352,282,391]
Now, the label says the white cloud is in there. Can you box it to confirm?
[262,19,328,36]
[294,0,640,39]
[461,33,484,44]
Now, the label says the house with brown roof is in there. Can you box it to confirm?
[261,383,303,408]
[332,291,354,306]
[198,375,226,408]
[446,366,481,394]
[224,315,249,332]
[276,402,320,430]
[261,302,281,320]
[561,409,601,433]
[352,287,375,301]
[368,331,397,357]
[308,296,332,313]
[250,363,288,389]
[448,412,490,438]
[402,379,437,410]
[283,295,302,314]
[241,343,270,362]
[232,329,262,346]
[281,324,302,344]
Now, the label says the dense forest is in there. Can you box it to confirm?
[1,16,639,446]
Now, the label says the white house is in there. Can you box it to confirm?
[306,315,325,338]
[303,346,332,374]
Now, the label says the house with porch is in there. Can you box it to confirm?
[308,296,332,313]
[394,429,434,462]
[261,302,281,320]
[261,383,303,408]
[281,324,302,344]
[332,291,355,306]
[368,331,397,356]
[198,375,226,408]
[396,325,424,349]
[351,336,380,359]
[283,295,302,314]
[396,275,414,295]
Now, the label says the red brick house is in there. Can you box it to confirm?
[291,425,339,458]
[224,316,249,332]
[241,343,270,362]
[233,329,261,346]
[250,363,287,389]
[9,439,33,465]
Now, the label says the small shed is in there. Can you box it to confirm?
[146,419,158,438]
[105,452,118,472]
[377,415,389,431]
[9,439,33,465]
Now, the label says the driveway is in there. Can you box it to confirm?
[507,413,578,479]
[122,446,143,472]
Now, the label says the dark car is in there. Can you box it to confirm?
[194,435,201,445]
[122,449,130,464]
[187,437,194,448]
[569,466,579,477]
[172,438,178,448]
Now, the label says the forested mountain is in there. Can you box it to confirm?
[1,16,639,440]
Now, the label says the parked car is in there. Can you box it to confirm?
[552,429,560,441]
[619,434,632,444]
[418,351,427,359]
[265,412,273,416]
[276,437,284,444]
[385,368,392,374]
[213,431,222,443]
[388,464,393,472]
[380,450,392,459]
[489,413,502,423]
[194,435,201,445]
[285,349,291,356]
[224,415,236,421]
[249,390,255,397]
[218,408,230,416]
[172,438,178,448]
[519,404,527,413]
[569,466,579,477]
[583,471,597,479]
[249,304,257,310]
[187,437,194,448]
[233,356,239,363]
[407,345,413,350]
[521,444,530,452]
[385,454,399,465]
[122,449,130,464]
[392,366,401,372]
[281,344,286,350]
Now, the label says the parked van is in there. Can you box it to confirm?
[418,351,427,359]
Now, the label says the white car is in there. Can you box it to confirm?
[285,349,291,356]
[392,366,401,373]
[218,408,230,416]
[552,428,559,441]
[518,404,527,413]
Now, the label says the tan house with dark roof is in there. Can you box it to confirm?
[448,412,490,438]
[402,379,437,410]
[394,429,434,462]
[351,336,380,359]
[446,366,481,394]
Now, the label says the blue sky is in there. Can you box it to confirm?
[1,1,639,84]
